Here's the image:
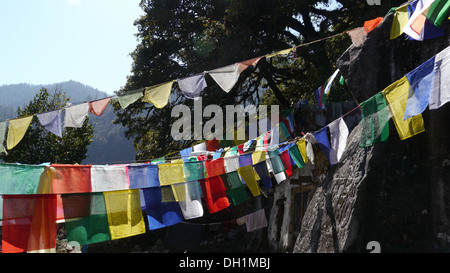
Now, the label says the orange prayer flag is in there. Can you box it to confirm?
[364,17,384,33]
[89,98,111,116]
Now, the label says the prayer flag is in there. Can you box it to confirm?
[6,116,33,150]
[223,172,250,205]
[314,127,332,164]
[158,162,185,186]
[180,147,193,162]
[118,89,144,109]
[382,77,426,140]
[328,118,349,165]
[359,92,390,147]
[50,164,92,194]
[143,187,183,230]
[425,0,450,27]
[315,69,340,109]
[280,150,293,177]
[37,110,62,137]
[183,160,205,181]
[238,153,253,167]
[104,189,146,240]
[224,154,240,173]
[0,121,7,154]
[204,157,226,177]
[251,150,266,165]
[171,180,204,219]
[64,103,89,128]
[267,148,285,174]
[89,98,111,116]
[245,209,268,232]
[348,27,367,47]
[364,17,384,33]
[391,5,410,39]
[199,176,230,214]
[430,45,450,110]
[2,194,57,253]
[404,55,436,120]
[237,165,260,197]
[289,142,306,169]
[128,163,150,189]
[297,138,309,164]
[62,192,111,245]
[143,80,175,109]
[253,161,272,189]
[206,138,220,152]
[207,63,243,93]
[177,73,207,100]
[90,165,129,192]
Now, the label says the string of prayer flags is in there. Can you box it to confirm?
[6,116,33,150]
[178,73,207,100]
[382,77,426,140]
[223,171,250,205]
[143,187,183,230]
[50,164,92,194]
[64,103,89,128]
[89,97,111,117]
[199,176,230,214]
[253,161,272,189]
[265,48,293,59]
[90,165,129,192]
[328,117,349,165]
[118,88,144,109]
[404,55,436,120]
[2,194,57,253]
[37,110,63,137]
[429,45,450,110]
[237,165,260,197]
[62,192,111,245]
[359,92,390,148]
[158,162,185,186]
[143,80,176,109]
[104,189,146,240]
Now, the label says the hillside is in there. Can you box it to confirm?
[0,81,136,164]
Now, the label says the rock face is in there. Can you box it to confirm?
[292,7,450,253]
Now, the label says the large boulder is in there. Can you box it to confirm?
[293,7,450,253]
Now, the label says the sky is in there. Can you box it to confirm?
[0,0,144,95]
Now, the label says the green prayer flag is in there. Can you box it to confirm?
[224,172,249,205]
[359,92,389,148]
[339,75,345,86]
[267,149,285,174]
[117,89,144,109]
[183,161,205,181]
[62,193,111,245]
[427,0,450,27]
[288,143,306,169]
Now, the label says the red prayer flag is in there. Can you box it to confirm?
[199,176,230,214]
[364,17,383,33]
[280,149,293,177]
[206,138,220,152]
[51,164,92,194]
[204,157,226,177]
[2,194,57,253]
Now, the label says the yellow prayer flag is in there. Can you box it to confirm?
[390,5,409,39]
[158,163,185,186]
[297,138,308,164]
[237,165,260,197]
[382,76,425,140]
[251,151,266,165]
[104,189,146,240]
[7,116,33,150]
[265,48,293,59]
[171,183,187,202]
[142,80,175,108]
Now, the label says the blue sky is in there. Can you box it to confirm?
[0,0,143,95]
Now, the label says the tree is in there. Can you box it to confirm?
[113,0,405,160]
[2,88,94,164]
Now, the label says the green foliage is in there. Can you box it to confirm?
[114,0,405,160]
[2,88,94,164]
